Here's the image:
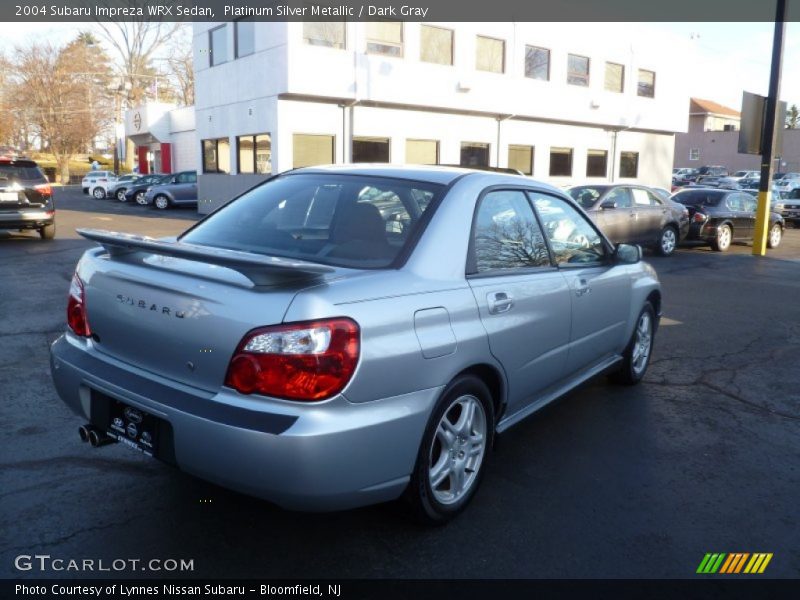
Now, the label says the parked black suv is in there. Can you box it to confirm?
[0,156,55,240]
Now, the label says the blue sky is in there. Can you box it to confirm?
[1,21,798,110]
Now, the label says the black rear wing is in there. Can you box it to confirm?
[77,228,334,286]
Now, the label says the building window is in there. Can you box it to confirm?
[209,25,228,66]
[476,36,504,74]
[235,21,255,58]
[508,145,533,175]
[638,69,655,98]
[293,134,335,168]
[237,133,271,174]
[549,147,573,176]
[202,138,231,173]
[604,62,624,93]
[303,22,345,49]
[406,139,439,165]
[567,54,590,87]
[689,148,700,161]
[586,150,608,177]
[461,142,490,167]
[524,46,550,81]
[353,137,390,163]
[366,22,403,57]
[723,124,737,131]
[619,151,639,178]
[420,25,453,66]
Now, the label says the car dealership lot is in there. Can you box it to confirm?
[1,186,799,578]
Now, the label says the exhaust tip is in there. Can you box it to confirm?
[78,424,91,443]
[88,428,115,447]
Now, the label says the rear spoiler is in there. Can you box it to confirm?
[77,228,334,286]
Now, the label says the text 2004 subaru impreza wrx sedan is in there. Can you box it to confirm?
[50,166,660,523]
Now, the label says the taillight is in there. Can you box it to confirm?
[693,212,707,223]
[67,273,91,337]
[34,183,52,196]
[225,318,360,401]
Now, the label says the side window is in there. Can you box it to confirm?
[605,187,632,208]
[726,195,742,211]
[472,190,551,273]
[631,188,652,206]
[647,190,663,205]
[530,193,607,265]
[740,194,757,212]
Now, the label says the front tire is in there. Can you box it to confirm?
[656,226,678,256]
[405,375,494,525]
[610,302,655,385]
[154,195,170,210]
[711,224,732,252]
[92,187,105,199]
[116,189,127,202]
[767,223,782,249]
[39,223,55,240]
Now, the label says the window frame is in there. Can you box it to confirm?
[406,138,440,165]
[420,24,454,66]
[366,21,404,57]
[234,20,255,58]
[209,25,228,67]
[201,137,231,174]
[604,61,625,93]
[637,69,656,98]
[352,136,391,163]
[292,133,336,169]
[689,148,700,161]
[549,147,574,177]
[524,45,550,81]
[567,53,590,87]
[236,132,272,174]
[619,151,640,179]
[586,149,609,178]
[475,35,506,74]
[507,144,534,175]
[303,22,347,49]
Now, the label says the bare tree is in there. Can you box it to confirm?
[787,104,799,129]
[162,25,194,106]
[0,53,13,147]
[11,37,113,182]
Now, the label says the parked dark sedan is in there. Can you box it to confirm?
[568,184,689,256]
[121,173,170,205]
[673,188,784,252]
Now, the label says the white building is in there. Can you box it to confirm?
[124,103,197,174]
[194,21,689,213]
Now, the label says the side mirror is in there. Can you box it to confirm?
[614,243,641,264]
[600,199,617,209]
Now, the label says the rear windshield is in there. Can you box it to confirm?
[568,186,608,208]
[0,163,46,182]
[673,190,724,206]
[181,174,443,269]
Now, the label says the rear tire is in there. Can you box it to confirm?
[610,302,655,385]
[405,375,494,525]
[39,223,55,240]
[154,195,170,210]
[655,226,678,256]
[116,189,127,202]
[711,224,732,252]
[135,191,147,205]
[766,223,782,249]
[92,187,105,199]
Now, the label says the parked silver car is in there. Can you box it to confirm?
[50,166,661,522]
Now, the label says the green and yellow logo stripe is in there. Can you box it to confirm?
[697,553,773,574]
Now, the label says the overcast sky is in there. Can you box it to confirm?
[1,21,798,111]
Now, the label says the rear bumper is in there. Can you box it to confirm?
[49,334,439,511]
[0,210,54,229]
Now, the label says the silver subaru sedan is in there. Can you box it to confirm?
[50,165,661,523]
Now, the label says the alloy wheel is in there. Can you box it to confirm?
[631,312,652,376]
[769,224,782,248]
[135,192,147,205]
[428,394,487,505]
[660,228,676,255]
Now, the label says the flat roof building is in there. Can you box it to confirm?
[194,22,689,212]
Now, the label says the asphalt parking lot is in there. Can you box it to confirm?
[1,186,799,579]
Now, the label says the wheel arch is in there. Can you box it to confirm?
[451,363,506,425]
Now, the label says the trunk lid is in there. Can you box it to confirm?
[78,230,338,392]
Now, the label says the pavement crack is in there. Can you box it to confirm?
[3,514,144,554]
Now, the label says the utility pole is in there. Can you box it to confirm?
[753,0,786,256]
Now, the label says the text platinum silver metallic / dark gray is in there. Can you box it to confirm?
[49,165,661,518]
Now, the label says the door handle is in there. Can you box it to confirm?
[487,292,514,314]
[575,278,591,297]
